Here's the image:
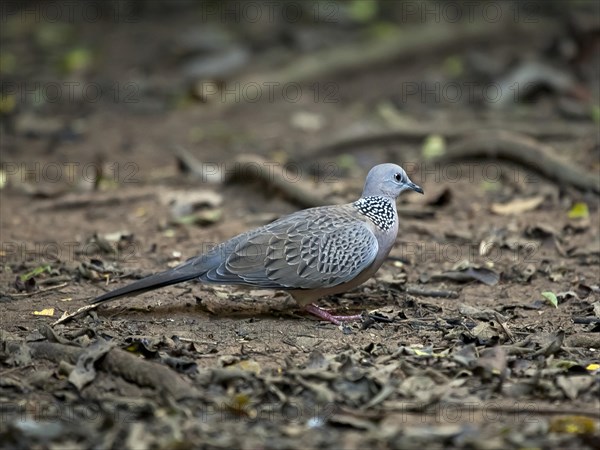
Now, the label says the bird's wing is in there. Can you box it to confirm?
[201,206,379,289]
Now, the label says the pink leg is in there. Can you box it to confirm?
[304,304,363,325]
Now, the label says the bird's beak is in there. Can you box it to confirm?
[407,182,424,194]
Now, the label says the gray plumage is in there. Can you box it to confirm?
[91,163,423,323]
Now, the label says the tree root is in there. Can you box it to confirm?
[439,130,599,194]
[239,20,551,86]
[16,341,200,400]
[308,129,598,194]
[175,147,437,214]
[310,121,594,155]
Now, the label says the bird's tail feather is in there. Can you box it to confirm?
[90,265,200,305]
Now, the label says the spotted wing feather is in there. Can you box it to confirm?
[200,205,379,290]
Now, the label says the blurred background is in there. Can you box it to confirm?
[1,3,600,449]
[2,0,599,278]
[1,0,598,190]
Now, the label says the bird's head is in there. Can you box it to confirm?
[361,163,423,198]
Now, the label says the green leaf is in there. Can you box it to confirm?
[591,105,600,124]
[422,134,446,160]
[336,154,357,171]
[347,0,378,22]
[443,55,464,77]
[61,47,93,74]
[542,291,558,308]
[20,264,52,282]
[568,202,589,219]
[0,94,16,114]
[481,180,500,192]
[0,51,17,75]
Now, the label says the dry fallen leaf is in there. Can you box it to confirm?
[231,360,261,375]
[159,188,223,220]
[490,196,545,215]
[32,308,55,316]
[428,262,500,286]
[475,346,507,378]
[290,111,325,132]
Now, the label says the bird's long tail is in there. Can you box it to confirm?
[90,261,201,305]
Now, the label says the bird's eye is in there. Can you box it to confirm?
[394,173,402,182]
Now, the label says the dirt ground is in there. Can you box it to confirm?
[1,1,599,449]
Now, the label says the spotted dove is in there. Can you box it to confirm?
[90,164,423,324]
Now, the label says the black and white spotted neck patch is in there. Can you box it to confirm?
[353,196,396,231]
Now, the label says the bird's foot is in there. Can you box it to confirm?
[304,304,363,326]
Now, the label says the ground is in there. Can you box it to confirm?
[1,2,599,449]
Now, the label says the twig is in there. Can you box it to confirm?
[0,364,34,376]
[496,320,516,343]
[11,282,69,298]
[397,207,436,219]
[38,275,73,286]
[52,303,100,326]
[35,188,156,211]
[572,317,600,324]
[483,404,600,418]
[174,146,220,182]
[390,401,600,418]
[405,287,459,298]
